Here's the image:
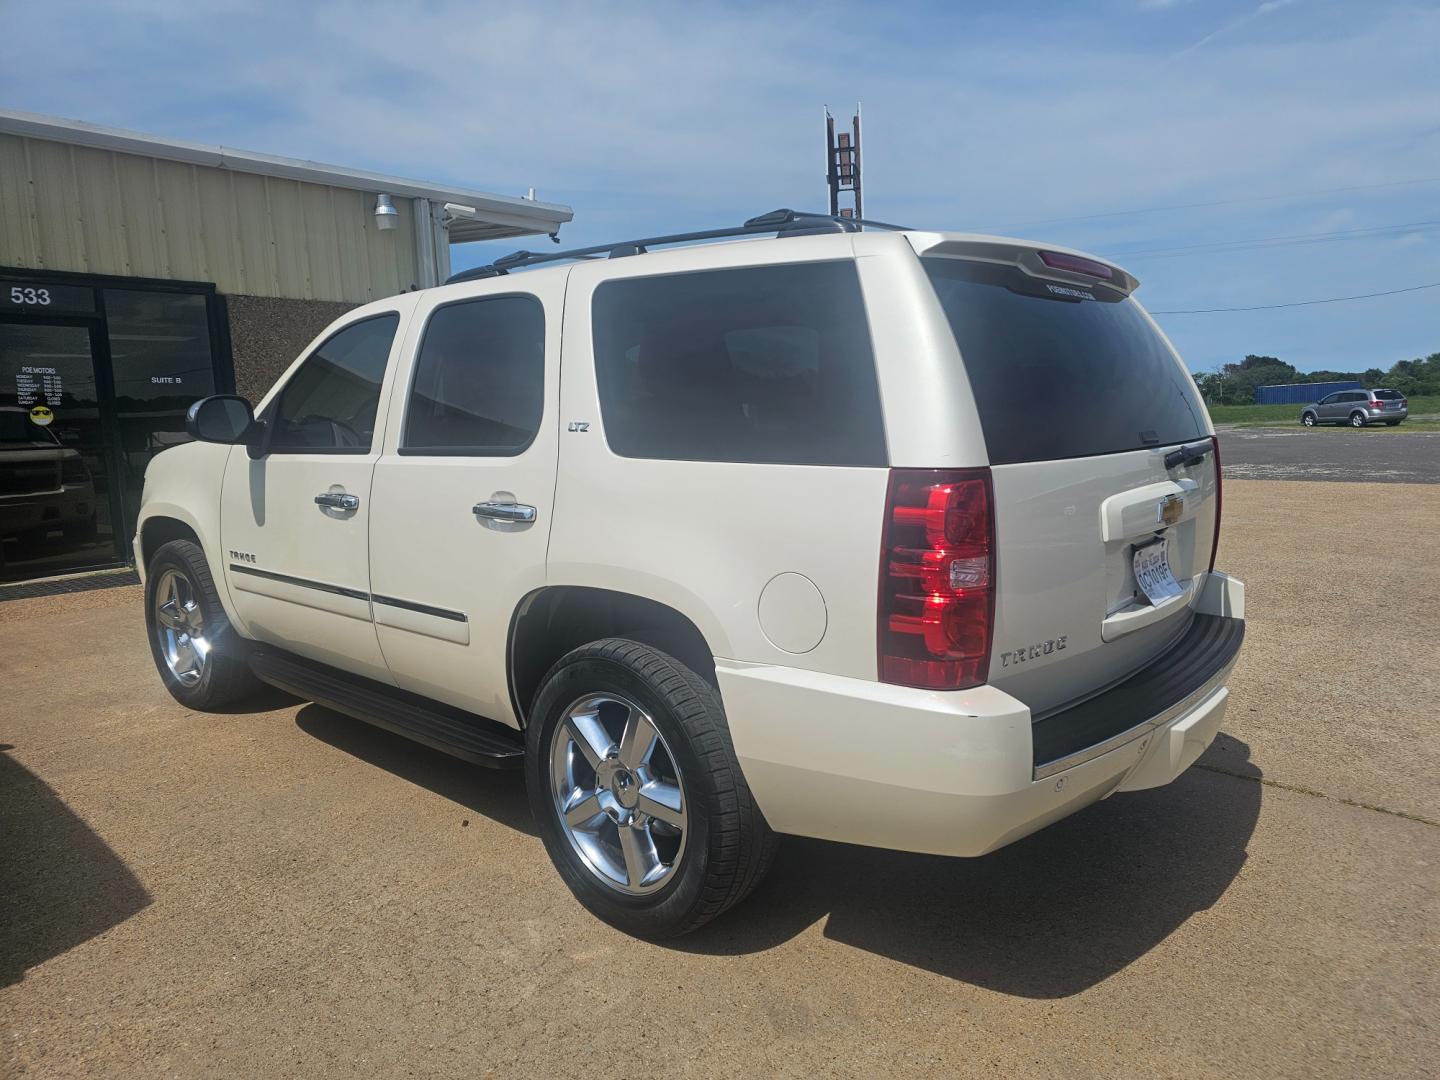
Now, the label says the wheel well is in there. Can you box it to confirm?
[509,587,716,725]
[139,517,201,569]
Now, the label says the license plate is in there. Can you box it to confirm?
[1133,538,1183,606]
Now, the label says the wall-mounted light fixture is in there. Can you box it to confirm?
[374,193,399,231]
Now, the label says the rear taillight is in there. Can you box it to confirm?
[1208,435,1223,573]
[1369,399,1383,409]
[1037,250,1115,280]
[879,468,995,690]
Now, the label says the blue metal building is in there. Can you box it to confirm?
[1254,381,1362,405]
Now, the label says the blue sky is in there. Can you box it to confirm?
[2,0,1437,374]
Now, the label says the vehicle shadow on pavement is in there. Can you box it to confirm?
[0,745,152,988]
[672,733,1263,998]
[293,704,538,837]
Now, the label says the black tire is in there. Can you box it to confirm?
[1349,411,1367,428]
[526,638,778,938]
[144,538,261,709]
[1301,412,1317,427]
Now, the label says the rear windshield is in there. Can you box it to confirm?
[1374,390,1404,400]
[922,258,1207,465]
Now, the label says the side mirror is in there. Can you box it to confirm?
[186,395,256,445]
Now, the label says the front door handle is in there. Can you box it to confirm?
[315,492,360,511]
[473,500,537,523]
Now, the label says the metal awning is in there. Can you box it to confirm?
[0,108,573,243]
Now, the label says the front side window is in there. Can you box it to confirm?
[590,261,886,466]
[270,313,399,452]
[402,296,545,455]
[1319,393,1339,404]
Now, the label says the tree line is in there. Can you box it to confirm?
[1194,351,1440,406]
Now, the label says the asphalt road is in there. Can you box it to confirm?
[1218,427,1440,483]
[3,479,1438,1078]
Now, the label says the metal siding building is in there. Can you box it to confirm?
[1,109,572,583]
[1254,381,1363,405]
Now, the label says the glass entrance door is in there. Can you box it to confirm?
[0,320,125,581]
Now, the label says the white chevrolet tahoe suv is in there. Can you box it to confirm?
[137,210,1245,938]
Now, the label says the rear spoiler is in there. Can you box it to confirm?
[906,234,1140,297]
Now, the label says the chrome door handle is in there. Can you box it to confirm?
[473,500,537,523]
[315,492,360,510]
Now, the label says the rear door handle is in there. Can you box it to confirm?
[473,500,537,523]
[315,492,360,510]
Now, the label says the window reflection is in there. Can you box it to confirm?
[104,290,217,537]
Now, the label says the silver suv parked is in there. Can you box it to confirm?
[1301,389,1408,428]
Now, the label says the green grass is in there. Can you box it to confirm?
[1208,394,1440,426]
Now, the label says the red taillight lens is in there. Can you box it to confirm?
[1370,400,1383,409]
[879,468,995,690]
[1208,435,1223,573]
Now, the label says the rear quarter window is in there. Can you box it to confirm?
[590,260,887,466]
[923,258,1207,465]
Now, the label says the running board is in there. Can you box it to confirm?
[248,645,524,768]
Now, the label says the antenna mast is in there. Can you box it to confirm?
[824,103,863,221]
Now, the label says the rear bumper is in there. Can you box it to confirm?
[719,570,1245,858]
[1367,409,1406,421]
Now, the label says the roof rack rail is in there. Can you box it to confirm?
[444,208,912,284]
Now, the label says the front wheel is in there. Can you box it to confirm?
[527,638,777,938]
[1350,411,1367,428]
[144,539,261,709]
[1301,412,1317,427]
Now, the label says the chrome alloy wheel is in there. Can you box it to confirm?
[549,693,689,895]
[153,568,210,686]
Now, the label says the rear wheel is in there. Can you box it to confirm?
[527,638,777,938]
[1301,412,1317,427]
[144,539,261,709]
[1349,411,1367,428]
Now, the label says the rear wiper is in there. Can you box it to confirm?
[1163,440,1214,470]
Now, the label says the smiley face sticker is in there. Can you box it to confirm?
[29,404,54,427]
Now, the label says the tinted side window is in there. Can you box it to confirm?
[402,296,545,455]
[591,261,886,466]
[1343,391,1367,402]
[271,314,398,452]
[1318,393,1338,404]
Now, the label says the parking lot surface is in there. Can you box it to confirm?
[1218,427,1440,483]
[3,479,1437,1079]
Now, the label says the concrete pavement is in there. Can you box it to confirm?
[2,479,1437,1078]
